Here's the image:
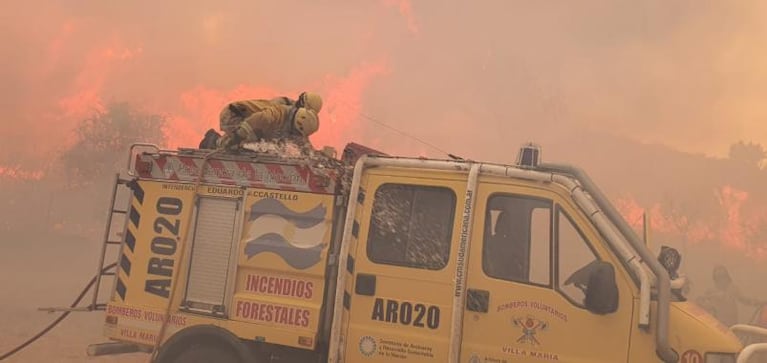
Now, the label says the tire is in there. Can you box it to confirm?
[168,343,242,363]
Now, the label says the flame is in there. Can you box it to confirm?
[160,61,389,151]
[716,185,749,250]
[164,85,284,150]
[4,1,414,158]
[616,196,713,242]
[35,28,389,152]
[313,61,389,151]
[616,185,766,260]
[614,196,646,230]
[0,165,45,181]
[58,39,143,120]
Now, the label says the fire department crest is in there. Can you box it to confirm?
[359,336,377,357]
[512,316,548,346]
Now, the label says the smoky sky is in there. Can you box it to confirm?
[2,1,767,164]
[3,3,767,340]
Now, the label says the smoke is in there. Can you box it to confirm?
[382,0,419,35]
[4,1,767,159]
[4,3,767,357]
[2,3,767,250]
[0,1,401,160]
[616,185,767,261]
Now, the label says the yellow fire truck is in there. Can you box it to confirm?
[82,142,767,363]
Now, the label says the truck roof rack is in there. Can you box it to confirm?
[126,143,347,194]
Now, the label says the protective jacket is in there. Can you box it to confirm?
[697,284,764,327]
[220,99,297,141]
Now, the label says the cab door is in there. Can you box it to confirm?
[343,173,464,362]
[460,182,634,363]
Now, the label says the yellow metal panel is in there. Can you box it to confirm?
[104,302,209,347]
[627,300,742,362]
[108,181,335,350]
[117,180,196,309]
[460,181,635,363]
[342,172,466,362]
[229,187,334,345]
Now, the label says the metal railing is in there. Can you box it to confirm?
[126,143,161,176]
[731,324,767,363]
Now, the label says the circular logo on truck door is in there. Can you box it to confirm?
[359,336,377,357]
[681,350,703,363]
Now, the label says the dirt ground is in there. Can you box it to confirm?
[2,179,765,362]
[0,227,144,363]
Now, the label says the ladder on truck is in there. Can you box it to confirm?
[39,143,160,313]
[39,173,133,313]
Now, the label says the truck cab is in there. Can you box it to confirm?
[90,142,767,363]
[331,145,751,363]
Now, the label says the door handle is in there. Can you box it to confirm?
[355,274,376,296]
[467,289,489,313]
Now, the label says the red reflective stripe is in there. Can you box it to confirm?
[155,156,167,171]
[265,163,284,178]
[178,156,198,174]
[138,155,336,194]
[236,161,256,180]
[206,159,227,183]
[265,164,296,191]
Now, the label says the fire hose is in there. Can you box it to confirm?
[0,263,117,361]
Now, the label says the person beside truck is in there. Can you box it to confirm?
[697,265,767,328]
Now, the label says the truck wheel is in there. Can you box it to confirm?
[153,325,255,363]
[169,343,242,363]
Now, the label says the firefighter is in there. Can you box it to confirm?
[270,91,323,114]
[696,265,766,327]
[198,92,322,150]
[217,99,319,151]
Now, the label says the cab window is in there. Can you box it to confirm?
[557,208,600,306]
[367,183,456,270]
[482,194,552,286]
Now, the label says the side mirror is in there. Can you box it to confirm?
[584,261,619,315]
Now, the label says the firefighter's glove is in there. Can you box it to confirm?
[218,133,240,150]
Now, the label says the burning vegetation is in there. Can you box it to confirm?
[615,145,767,261]
[3,2,767,360]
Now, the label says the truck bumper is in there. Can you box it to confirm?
[87,342,148,356]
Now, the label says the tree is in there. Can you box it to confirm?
[728,141,766,169]
[60,102,167,184]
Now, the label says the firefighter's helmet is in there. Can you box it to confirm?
[293,108,319,137]
[297,92,323,114]
[713,265,731,284]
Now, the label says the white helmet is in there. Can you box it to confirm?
[293,108,319,136]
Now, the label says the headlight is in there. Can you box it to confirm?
[705,353,736,363]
